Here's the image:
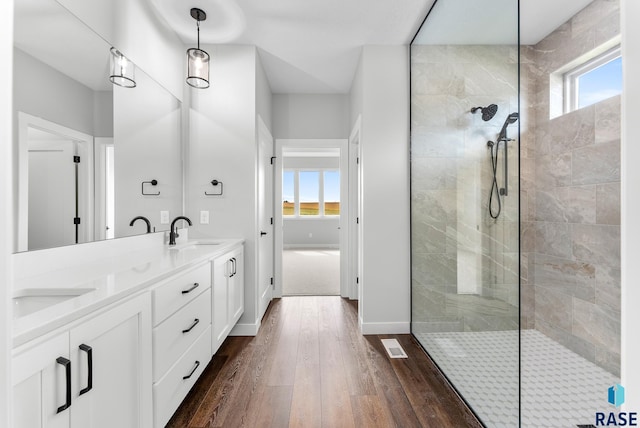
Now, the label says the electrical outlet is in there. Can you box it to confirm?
[200,210,209,224]
[160,211,169,224]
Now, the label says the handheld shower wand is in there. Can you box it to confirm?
[497,112,519,142]
[488,112,519,219]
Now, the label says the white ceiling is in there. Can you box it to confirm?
[413,0,595,45]
[14,0,113,91]
[149,0,435,94]
[148,0,597,94]
[15,0,598,95]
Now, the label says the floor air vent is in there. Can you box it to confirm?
[381,338,408,359]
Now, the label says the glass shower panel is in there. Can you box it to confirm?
[410,0,520,426]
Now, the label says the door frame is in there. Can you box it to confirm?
[17,112,94,251]
[349,117,362,301]
[274,138,349,298]
[256,115,274,321]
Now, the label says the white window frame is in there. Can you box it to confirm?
[283,168,339,218]
[564,45,621,113]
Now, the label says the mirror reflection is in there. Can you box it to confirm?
[13,0,183,252]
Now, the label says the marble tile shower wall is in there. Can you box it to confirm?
[521,0,621,375]
[411,45,519,333]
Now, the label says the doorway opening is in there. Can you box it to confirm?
[274,140,349,298]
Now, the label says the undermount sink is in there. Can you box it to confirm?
[13,288,96,319]
[170,240,224,251]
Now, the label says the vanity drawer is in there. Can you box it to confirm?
[153,288,211,381]
[153,262,211,324]
[154,325,211,428]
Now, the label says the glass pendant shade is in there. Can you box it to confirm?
[109,47,136,88]
[186,47,210,89]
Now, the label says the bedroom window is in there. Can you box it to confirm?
[282,169,340,217]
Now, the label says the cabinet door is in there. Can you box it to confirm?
[212,255,231,354]
[229,247,244,325]
[69,293,152,428]
[13,333,70,428]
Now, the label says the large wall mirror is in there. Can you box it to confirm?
[13,0,183,252]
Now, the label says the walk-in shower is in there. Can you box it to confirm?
[410,0,621,426]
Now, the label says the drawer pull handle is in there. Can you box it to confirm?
[181,282,199,294]
[56,357,71,413]
[182,318,200,334]
[183,360,200,380]
[79,344,93,396]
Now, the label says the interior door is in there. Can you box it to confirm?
[257,118,274,321]
[28,138,76,250]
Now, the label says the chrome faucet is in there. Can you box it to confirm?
[129,216,151,233]
[169,216,192,245]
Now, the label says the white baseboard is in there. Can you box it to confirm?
[283,244,339,250]
[229,320,261,336]
[360,321,411,335]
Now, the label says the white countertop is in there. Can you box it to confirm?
[12,238,244,348]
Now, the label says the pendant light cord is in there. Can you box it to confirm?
[197,19,201,50]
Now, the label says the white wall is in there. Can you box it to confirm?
[283,219,339,247]
[57,0,184,101]
[93,91,113,138]
[186,44,260,332]
[113,70,182,237]
[256,52,273,132]
[13,48,96,136]
[0,1,12,424]
[350,51,364,130]
[621,0,640,410]
[273,94,349,139]
[350,46,411,334]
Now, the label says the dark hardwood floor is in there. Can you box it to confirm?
[167,296,482,428]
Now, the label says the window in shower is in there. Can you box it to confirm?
[564,45,622,112]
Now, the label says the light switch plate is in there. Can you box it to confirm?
[160,211,169,224]
[200,210,209,224]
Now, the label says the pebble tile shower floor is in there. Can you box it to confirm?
[414,330,618,427]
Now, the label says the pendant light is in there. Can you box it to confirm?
[109,47,136,88]
[186,8,210,89]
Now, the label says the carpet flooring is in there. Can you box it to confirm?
[282,249,340,296]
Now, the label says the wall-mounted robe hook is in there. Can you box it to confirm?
[142,179,160,196]
[205,179,223,196]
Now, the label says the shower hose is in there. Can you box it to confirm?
[488,140,501,219]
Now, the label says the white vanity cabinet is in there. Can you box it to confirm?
[12,293,153,428]
[13,333,69,428]
[151,262,212,428]
[11,239,245,428]
[212,246,244,354]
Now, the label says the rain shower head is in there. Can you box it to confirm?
[498,112,519,141]
[470,104,498,121]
